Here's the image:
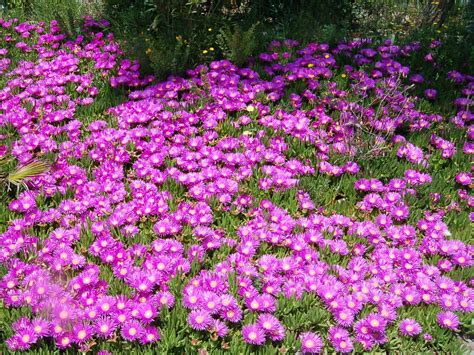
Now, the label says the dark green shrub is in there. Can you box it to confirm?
[216,22,259,67]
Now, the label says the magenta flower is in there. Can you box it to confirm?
[188,310,212,330]
[299,331,323,353]
[140,327,160,344]
[456,172,472,186]
[399,318,422,336]
[94,316,117,338]
[437,311,460,330]
[329,326,354,353]
[209,319,229,337]
[121,320,145,341]
[257,313,285,340]
[242,324,265,345]
[424,89,437,100]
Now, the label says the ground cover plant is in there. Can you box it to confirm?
[0,15,473,354]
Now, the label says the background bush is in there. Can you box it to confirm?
[1,0,473,81]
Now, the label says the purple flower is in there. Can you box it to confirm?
[257,313,285,340]
[8,329,38,351]
[74,323,93,343]
[209,319,228,337]
[299,331,323,353]
[121,320,145,341]
[399,318,422,336]
[409,74,424,84]
[188,310,212,330]
[140,327,160,344]
[242,324,265,345]
[94,316,117,338]
[329,326,354,353]
[437,311,460,330]
[424,89,437,100]
[456,172,472,186]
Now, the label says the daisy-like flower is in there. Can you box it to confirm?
[390,204,409,221]
[365,313,386,332]
[31,317,50,337]
[437,311,460,330]
[157,291,175,309]
[94,316,117,338]
[13,329,38,350]
[188,310,212,330]
[257,313,282,334]
[220,305,243,323]
[328,326,353,353]
[424,88,437,100]
[299,331,323,353]
[209,319,229,337]
[242,324,265,345]
[12,317,31,332]
[140,327,160,344]
[182,286,202,309]
[56,333,73,349]
[455,172,472,186]
[335,308,355,327]
[121,320,145,341]
[246,295,264,312]
[74,323,93,343]
[220,294,239,310]
[97,295,116,314]
[137,302,157,323]
[399,318,422,336]
[202,291,221,314]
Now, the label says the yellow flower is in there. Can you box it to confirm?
[246,105,255,113]
[208,28,212,32]
[341,73,347,78]
[202,50,208,54]
[146,48,152,55]
[210,47,215,51]
[176,35,182,41]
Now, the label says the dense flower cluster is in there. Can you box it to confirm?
[0,17,472,353]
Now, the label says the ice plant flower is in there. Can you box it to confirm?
[399,319,422,336]
[299,331,323,354]
[437,312,460,330]
[242,324,265,345]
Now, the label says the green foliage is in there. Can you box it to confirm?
[216,22,259,66]
[146,35,192,78]
[261,0,351,43]
[100,0,354,77]
[350,0,424,39]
